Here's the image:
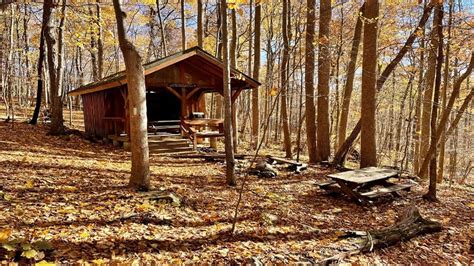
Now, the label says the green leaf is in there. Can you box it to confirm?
[33,240,53,251]
[2,243,16,251]
[21,249,38,259]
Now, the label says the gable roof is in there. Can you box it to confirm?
[68,46,260,96]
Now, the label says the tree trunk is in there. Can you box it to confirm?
[316,0,332,162]
[419,4,441,178]
[251,2,261,149]
[156,0,167,56]
[30,0,50,125]
[360,0,379,168]
[281,0,292,158]
[424,4,443,202]
[112,0,150,191]
[181,0,186,51]
[197,0,203,47]
[418,54,474,178]
[220,0,236,186]
[333,3,434,166]
[413,22,426,174]
[45,0,65,135]
[230,9,238,153]
[96,0,104,79]
[438,0,454,183]
[305,0,317,163]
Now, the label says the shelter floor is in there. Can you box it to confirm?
[0,122,472,264]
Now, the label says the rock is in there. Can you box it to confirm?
[261,212,279,225]
[143,191,182,207]
[250,160,277,178]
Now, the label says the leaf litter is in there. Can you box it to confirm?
[0,122,472,264]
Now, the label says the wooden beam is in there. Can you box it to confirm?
[186,87,201,100]
[231,88,244,103]
[165,86,183,100]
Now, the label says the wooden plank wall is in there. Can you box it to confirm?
[82,91,106,138]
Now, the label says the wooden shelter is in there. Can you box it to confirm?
[69,47,260,153]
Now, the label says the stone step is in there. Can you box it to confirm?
[149,146,194,154]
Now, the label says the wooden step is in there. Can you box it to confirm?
[149,146,194,154]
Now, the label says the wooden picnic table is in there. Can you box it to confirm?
[321,167,412,203]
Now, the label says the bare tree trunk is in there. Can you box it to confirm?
[438,0,454,183]
[230,9,238,153]
[251,2,261,149]
[156,0,167,56]
[333,3,434,166]
[419,4,441,178]
[360,0,379,167]
[424,4,443,202]
[180,0,186,51]
[220,0,236,186]
[45,0,65,135]
[394,75,414,166]
[30,0,50,125]
[281,0,292,158]
[316,0,332,162]
[96,0,104,79]
[305,0,317,163]
[418,54,474,178]
[413,22,426,174]
[197,0,203,47]
[112,0,150,191]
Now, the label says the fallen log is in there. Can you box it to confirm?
[320,206,442,264]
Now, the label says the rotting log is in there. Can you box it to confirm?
[320,206,442,264]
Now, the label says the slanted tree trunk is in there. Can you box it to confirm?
[360,0,379,167]
[30,0,50,125]
[281,0,292,158]
[251,2,261,149]
[337,4,364,151]
[112,0,150,191]
[418,53,474,178]
[316,0,331,162]
[220,0,236,186]
[305,0,317,164]
[333,3,434,166]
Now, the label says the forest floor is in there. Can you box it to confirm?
[0,120,473,264]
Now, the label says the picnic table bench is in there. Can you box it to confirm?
[317,167,413,203]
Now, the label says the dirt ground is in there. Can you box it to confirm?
[0,121,473,264]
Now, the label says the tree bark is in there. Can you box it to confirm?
[181,0,186,51]
[251,2,261,149]
[419,3,441,178]
[337,4,364,151]
[156,0,168,56]
[316,0,332,161]
[230,9,238,153]
[305,0,317,163]
[438,0,454,183]
[112,0,151,191]
[281,0,292,158]
[360,0,379,167]
[418,53,474,178]
[45,0,65,135]
[30,0,50,125]
[333,3,434,166]
[220,0,236,186]
[197,0,203,47]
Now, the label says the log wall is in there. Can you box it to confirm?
[82,91,107,138]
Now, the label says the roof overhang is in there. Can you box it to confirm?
[68,47,260,97]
